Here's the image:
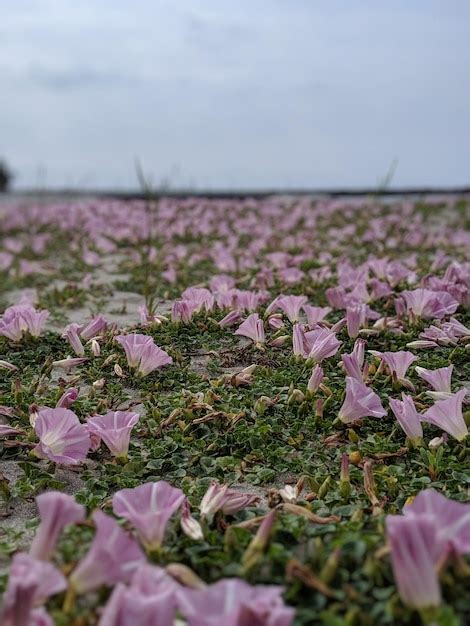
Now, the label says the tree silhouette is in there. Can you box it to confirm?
[0,160,12,192]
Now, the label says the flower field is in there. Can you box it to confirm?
[0,194,469,625]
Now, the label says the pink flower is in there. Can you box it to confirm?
[99,564,179,626]
[303,305,331,327]
[442,317,470,338]
[87,411,140,460]
[307,365,324,393]
[79,314,107,340]
[275,295,308,323]
[98,582,177,626]
[62,323,85,355]
[415,365,453,394]
[33,408,90,465]
[401,288,459,319]
[52,357,88,371]
[56,387,79,409]
[0,424,24,437]
[422,389,468,441]
[0,304,49,341]
[292,325,341,362]
[386,515,441,610]
[199,482,259,518]
[112,481,185,550]
[171,300,199,323]
[116,334,172,376]
[341,339,367,381]
[177,579,295,626]
[30,492,85,561]
[338,378,386,424]
[221,489,260,516]
[389,394,423,445]
[1,553,66,626]
[218,310,243,328]
[346,304,367,339]
[138,342,172,376]
[371,350,417,382]
[181,499,204,541]
[116,333,153,368]
[181,287,215,312]
[70,511,146,593]
[403,488,470,557]
[234,313,265,345]
[199,483,229,519]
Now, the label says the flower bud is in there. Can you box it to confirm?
[317,476,331,500]
[166,563,206,589]
[181,500,204,541]
[307,365,324,393]
[242,509,276,572]
[90,339,101,357]
[270,335,290,347]
[114,363,124,377]
[287,389,305,405]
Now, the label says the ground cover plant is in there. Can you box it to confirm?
[0,194,469,625]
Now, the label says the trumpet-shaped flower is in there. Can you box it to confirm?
[199,482,259,518]
[218,310,242,328]
[442,317,470,338]
[79,314,107,340]
[70,511,146,593]
[421,389,468,441]
[56,387,79,409]
[307,365,324,393]
[346,304,367,339]
[200,482,229,518]
[416,365,453,394]
[113,481,185,550]
[389,394,423,444]
[116,334,172,376]
[171,299,199,323]
[0,304,49,341]
[99,563,179,626]
[177,578,295,626]
[275,295,308,322]
[138,341,172,376]
[292,324,341,362]
[221,489,260,516]
[234,313,265,345]
[52,357,88,371]
[62,323,85,356]
[1,553,66,626]
[403,488,470,557]
[338,377,386,424]
[386,514,441,610]
[30,491,85,560]
[371,350,417,382]
[342,339,367,381]
[303,305,331,327]
[401,288,459,319]
[115,333,153,368]
[181,287,215,312]
[98,581,177,626]
[33,408,90,465]
[87,411,140,460]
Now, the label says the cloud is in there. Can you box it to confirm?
[26,64,137,90]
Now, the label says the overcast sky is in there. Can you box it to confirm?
[1,0,469,190]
